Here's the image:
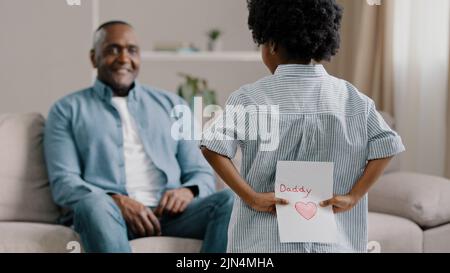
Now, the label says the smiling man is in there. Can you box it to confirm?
[43,21,233,253]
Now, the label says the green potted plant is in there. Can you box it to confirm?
[207,28,223,51]
[177,73,217,109]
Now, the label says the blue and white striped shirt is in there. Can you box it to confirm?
[201,64,405,253]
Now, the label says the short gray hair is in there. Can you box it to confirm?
[92,20,133,51]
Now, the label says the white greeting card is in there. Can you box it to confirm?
[275,161,338,243]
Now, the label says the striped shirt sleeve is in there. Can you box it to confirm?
[367,100,405,160]
[201,93,243,159]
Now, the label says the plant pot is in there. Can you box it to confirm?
[207,39,223,52]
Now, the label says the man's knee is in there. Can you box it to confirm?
[72,192,130,252]
[212,189,234,214]
[73,192,124,229]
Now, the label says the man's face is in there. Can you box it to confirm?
[91,24,141,95]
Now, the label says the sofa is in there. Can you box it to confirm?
[0,113,449,253]
[367,114,450,253]
[0,113,202,253]
[369,172,450,252]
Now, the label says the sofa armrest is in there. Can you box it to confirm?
[368,172,450,228]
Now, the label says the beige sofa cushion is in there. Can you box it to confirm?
[0,222,80,253]
[368,212,423,253]
[423,223,450,253]
[0,113,59,223]
[130,237,202,253]
[369,172,450,228]
[0,221,201,253]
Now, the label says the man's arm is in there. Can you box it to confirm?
[44,102,106,208]
[177,138,217,197]
[154,139,216,216]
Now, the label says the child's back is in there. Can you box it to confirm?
[201,0,405,253]
[202,64,404,252]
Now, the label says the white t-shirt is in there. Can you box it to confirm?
[111,96,166,207]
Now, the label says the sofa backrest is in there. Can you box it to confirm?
[0,113,60,223]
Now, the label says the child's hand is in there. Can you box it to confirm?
[319,194,359,214]
[247,192,289,214]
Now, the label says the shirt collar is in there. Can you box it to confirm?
[93,79,142,102]
[274,64,328,77]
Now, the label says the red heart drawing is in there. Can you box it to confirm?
[295,202,317,220]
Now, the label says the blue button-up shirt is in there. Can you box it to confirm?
[44,79,215,208]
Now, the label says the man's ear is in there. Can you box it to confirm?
[90,49,97,68]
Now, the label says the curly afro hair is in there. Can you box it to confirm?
[247,0,343,62]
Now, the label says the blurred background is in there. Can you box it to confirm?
[0,0,449,179]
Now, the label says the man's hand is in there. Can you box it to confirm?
[111,194,161,237]
[154,188,194,217]
[320,194,359,214]
[247,192,289,214]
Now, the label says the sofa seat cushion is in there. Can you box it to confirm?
[0,221,203,253]
[369,172,450,228]
[368,212,423,253]
[130,237,202,253]
[0,222,80,253]
[0,113,60,223]
[423,223,450,253]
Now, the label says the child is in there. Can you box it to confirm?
[200,0,405,253]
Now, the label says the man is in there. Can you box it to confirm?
[44,21,233,253]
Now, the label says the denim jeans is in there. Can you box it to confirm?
[72,189,234,253]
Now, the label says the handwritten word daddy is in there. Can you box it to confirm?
[279,184,312,198]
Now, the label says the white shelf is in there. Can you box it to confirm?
[140,51,261,62]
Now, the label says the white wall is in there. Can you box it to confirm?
[100,0,257,52]
[0,0,93,115]
[0,0,268,115]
